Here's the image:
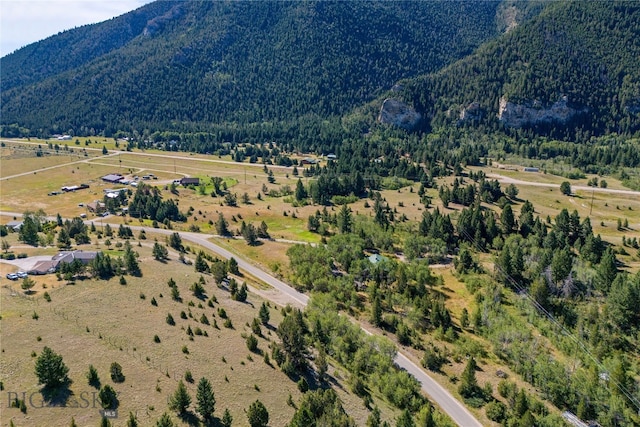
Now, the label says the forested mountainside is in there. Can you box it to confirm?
[400,1,640,138]
[1,0,506,136]
[0,1,177,91]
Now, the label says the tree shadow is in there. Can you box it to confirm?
[40,383,73,406]
[178,410,200,426]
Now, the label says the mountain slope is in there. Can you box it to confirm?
[1,1,505,135]
[0,1,177,91]
[399,1,640,136]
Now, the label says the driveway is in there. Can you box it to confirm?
[0,255,53,271]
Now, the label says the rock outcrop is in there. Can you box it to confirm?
[378,98,421,130]
[459,102,483,123]
[498,95,586,128]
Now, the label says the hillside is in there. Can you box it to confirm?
[1,0,505,137]
[399,1,640,137]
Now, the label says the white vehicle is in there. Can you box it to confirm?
[16,271,28,278]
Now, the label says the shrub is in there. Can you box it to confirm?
[246,334,258,352]
[110,362,125,383]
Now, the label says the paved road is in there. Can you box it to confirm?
[0,227,480,425]
[125,226,481,426]
[488,173,640,196]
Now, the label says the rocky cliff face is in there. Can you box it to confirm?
[378,98,421,130]
[459,101,483,123]
[498,95,586,128]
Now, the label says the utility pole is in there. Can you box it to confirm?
[589,187,595,216]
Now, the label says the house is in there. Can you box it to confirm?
[28,260,57,275]
[6,220,23,231]
[101,174,124,183]
[368,254,388,264]
[28,250,100,275]
[52,250,99,267]
[180,177,200,186]
[523,167,540,173]
[300,157,318,165]
[87,201,106,214]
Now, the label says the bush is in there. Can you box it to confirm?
[297,377,309,393]
[246,334,258,352]
[485,401,507,422]
[110,362,125,383]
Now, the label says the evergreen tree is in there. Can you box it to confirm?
[195,251,210,273]
[295,179,307,201]
[259,302,270,325]
[367,406,382,427]
[196,377,215,422]
[57,227,72,249]
[396,409,415,427]
[227,257,239,275]
[551,246,572,285]
[127,412,138,427]
[169,380,191,415]
[168,232,183,251]
[500,204,515,234]
[35,346,69,388]
[87,364,100,388]
[99,384,118,409]
[19,215,39,246]
[123,241,141,276]
[458,356,479,398]
[276,308,308,371]
[155,413,175,427]
[337,204,353,234]
[247,400,269,427]
[216,213,230,236]
[221,408,233,427]
[597,247,618,292]
[153,242,169,261]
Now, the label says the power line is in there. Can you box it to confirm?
[458,226,640,412]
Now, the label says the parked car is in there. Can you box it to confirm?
[6,273,18,280]
[16,271,28,278]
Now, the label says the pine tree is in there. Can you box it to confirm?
[337,204,353,233]
[458,356,479,398]
[247,400,269,427]
[295,179,307,201]
[259,302,270,325]
[169,380,191,415]
[221,408,233,427]
[196,377,215,422]
[123,241,141,276]
[35,346,69,388]
[155,413,175,427]
[216,213,230,236]
[126,412,138,427]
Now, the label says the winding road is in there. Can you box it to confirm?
[0,211,481,427]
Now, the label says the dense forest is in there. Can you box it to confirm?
[401,1,640,138]
[1,0,506,137]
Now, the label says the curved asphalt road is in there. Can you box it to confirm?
[0,214,481,427]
